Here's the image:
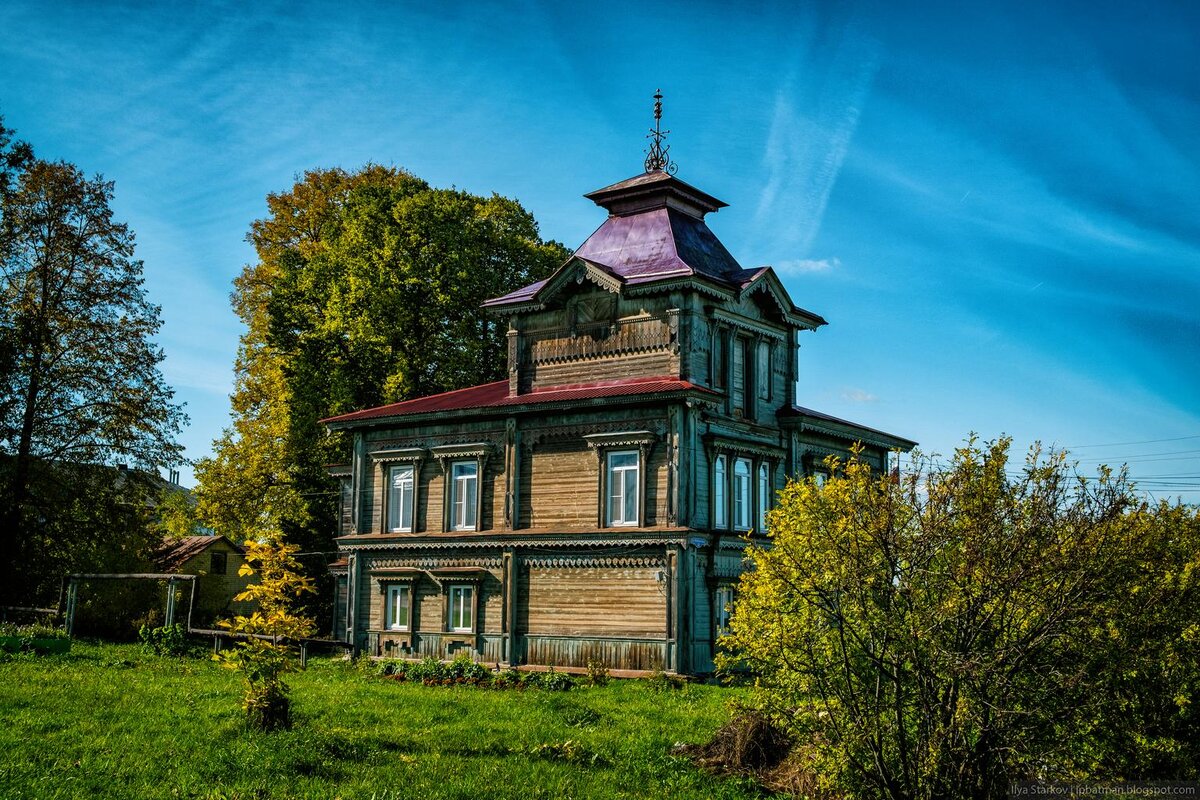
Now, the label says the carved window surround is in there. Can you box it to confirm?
[431,443,493,533]
[369,448,424,534]
[586,431,657,528]
[705,437,782,536]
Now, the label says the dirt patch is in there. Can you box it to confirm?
[674,710,827,797]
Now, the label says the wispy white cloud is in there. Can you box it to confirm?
[753,17,880,260]
[841,387,878,403]
[775,257,841,276]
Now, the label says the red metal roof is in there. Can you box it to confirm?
[153,535,242,572]
[321,375,713,425]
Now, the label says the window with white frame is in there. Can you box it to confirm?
[450,461,478,531]
[713,455,728,529]
[606,450,639,526]
[448,585,474,632]
[386,584,410,631]
[734,458,752,530]
[715,585,734,637]
[386,464,414,532]
[758,463,770,532]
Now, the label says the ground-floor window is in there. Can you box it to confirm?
[448,585,474,632]
[386,584,410,631]
[715,585,734,637]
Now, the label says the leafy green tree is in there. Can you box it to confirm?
[719,438,1199,799]
[0,117,186,603]
[216,534,316,730]
[194,166,566,563]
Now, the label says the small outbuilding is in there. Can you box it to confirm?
[153,535,255,625]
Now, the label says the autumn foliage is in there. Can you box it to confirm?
[719,438,1200,799]
[216,535,316,731]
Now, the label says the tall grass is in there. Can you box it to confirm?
[0,641,757,799]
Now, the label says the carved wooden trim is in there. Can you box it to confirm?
[369,447,426,463]
[522,555,667,569]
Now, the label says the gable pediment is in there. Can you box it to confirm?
[533,256,624,308]
[738,268,827,330]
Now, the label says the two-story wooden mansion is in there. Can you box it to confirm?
[322,161,914,675]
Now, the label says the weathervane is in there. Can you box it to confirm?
[643,90,678,175]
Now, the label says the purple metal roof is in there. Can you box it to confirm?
[573,206,744,285]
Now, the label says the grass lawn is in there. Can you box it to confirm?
[0,641,761,800]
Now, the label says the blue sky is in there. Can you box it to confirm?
[2,0,1198,500]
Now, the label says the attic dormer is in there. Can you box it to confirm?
[484,168,826,401]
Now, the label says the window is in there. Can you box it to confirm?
[450,461,478,530]
[210,551,227,575]
[734,458,752,530]
[731,336,744,413]
[607,450,639,526]
[386,464,414,532]
[713,455,728,529]
[386,584,410,631]
[742,338,754,416]
[758,463,770,532]
[712,328,728,389]
[757,340,771,400]
[448,585,474,632]
[715,585,734,637]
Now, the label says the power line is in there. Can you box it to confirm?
[1065,434,1200,449]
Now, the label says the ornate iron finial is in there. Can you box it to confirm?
[644,90,678,175]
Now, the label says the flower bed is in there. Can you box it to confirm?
[0,623,71,655]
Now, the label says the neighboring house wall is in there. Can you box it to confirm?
[159,537,255,626]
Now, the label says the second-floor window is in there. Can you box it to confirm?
[451,461,478,531]
[387,464,414,532]
[210,551,227,575]
[607,450,639,526]
[734,458,752,530]
[757,340,771,400]
[386,584,410,631]
[713,455,728,529]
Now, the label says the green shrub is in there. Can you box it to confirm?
[534,666,576,692]
[138,623,188,657]
[586,660,610,687]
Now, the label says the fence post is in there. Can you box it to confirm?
[65,578,79,636]
[165,578,177,626]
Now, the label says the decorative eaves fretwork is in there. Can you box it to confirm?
[624,277,733,302]
[523,555,667,569]
[536,257,624,307]
[366,556,503,570]
[703,434,786,460]
[709,308,788,341]
[583,430,658,450]
[576,259,623,294]
[430,442,494,467]
[790,420,898,451]
[368,447,426,463]
[338,535,693,551]
[523,419,666,448]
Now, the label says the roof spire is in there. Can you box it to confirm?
[643,90,677,175]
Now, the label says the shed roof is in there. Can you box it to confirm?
[153,535,242,573]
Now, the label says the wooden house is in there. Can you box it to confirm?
[153,535,255,625]
[322,165,915,675]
